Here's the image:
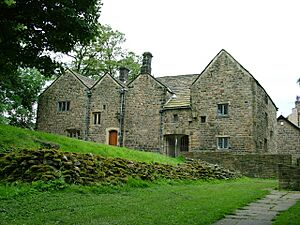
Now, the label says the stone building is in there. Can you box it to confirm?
[287,97,300,127]
[37,49,279,156]
[277,115,300,162]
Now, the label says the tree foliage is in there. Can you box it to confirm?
[67,24,141,80]
[0,0,101,77]
[0,0,102,127]
[1,68,47,128]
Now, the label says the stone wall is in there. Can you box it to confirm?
[278,163,300,190]
[252,78,278,153]
[182,151,292,178]
[124,74,169,152]
[277,116,300,163]
[190,50,277,153]
[88,75,122,144]
[37,72,88,139]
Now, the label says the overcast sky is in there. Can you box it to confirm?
[101,0,300,117]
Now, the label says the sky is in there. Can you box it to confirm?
[100,0,300,117]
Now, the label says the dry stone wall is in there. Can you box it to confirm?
[183,151,291,178]
[0,149,239,185]
[278,163,300,190]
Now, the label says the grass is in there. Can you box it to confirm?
[0,124,182,165]
[272,199,300,225]
[0,178,277,225]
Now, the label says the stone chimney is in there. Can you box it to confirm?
[140,52,153,75]
[119,67,130,83]
[296,96,300,126]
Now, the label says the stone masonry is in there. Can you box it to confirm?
[37,49,298,160]
[277,115,300,163]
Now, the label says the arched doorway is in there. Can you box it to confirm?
[108,130,118,146]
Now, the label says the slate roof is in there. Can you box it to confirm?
[70,70,97,88]
[157,74,199,109]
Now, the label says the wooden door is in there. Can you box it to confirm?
[109,130,118,146]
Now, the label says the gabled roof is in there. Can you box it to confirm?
[68,70,96,88]
[157,74,198,109]
[127,73,174,94]
[39,69,94,97]
[192,49,278,110]
[91,73,125,89]
[277,115,300,131]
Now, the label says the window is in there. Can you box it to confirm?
[217,103,228,116]
[200,116,206,123]
[66,129,80,139]
[180,136,189,152]
[103,105,106,110]
[265,94,268,104]
[173,114,179,122]
[93,112,101,124]
[217,137,229,149]
[265,112,268,126]
[264,138,268,152]
[57,101,70,112]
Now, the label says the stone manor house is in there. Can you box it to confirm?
[37,49,299,159]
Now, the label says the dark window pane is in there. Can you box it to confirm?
[94,114,97,124]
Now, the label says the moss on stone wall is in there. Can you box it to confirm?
[0,149,239,185]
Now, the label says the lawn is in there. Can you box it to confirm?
[0,178,277,225]
[0,124,182,165]
[272,199,300,225]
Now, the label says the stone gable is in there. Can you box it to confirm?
[191,50,256,152]
[88,74,123,144]
[124,74,170,152]
[277,116,300,162]
[37,71,89,139]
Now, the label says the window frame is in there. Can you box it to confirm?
[66,129,80,139]
[173,114,179,123]
[217,103,229,116]
[93,112,101,125]
[217,137,230,149]
[200,116,206,123]
[57,101,70,112]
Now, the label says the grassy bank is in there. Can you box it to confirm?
[0,178,276,225]
[273,199,300,225]
[0,124,182,165]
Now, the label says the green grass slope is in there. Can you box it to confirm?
[0,178,277,225]
[0,125,182,165]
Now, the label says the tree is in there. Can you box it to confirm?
[66,24,141,80]
[0,0,102,127]
[1,68,47,128]
[0,0,101,77]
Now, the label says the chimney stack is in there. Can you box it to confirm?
[119,67,130,83]
[140,52,153,75]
